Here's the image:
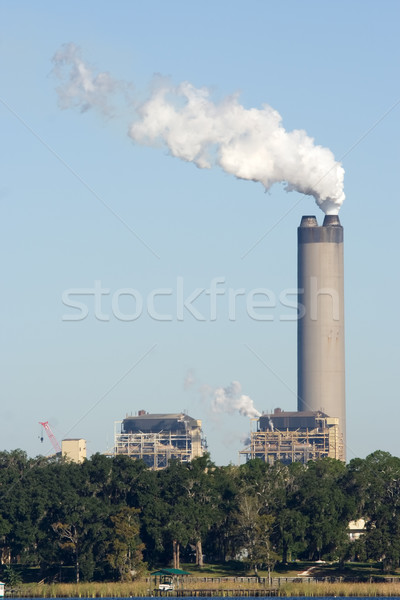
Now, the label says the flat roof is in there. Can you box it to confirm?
[122,413,200,434]
[124,413,190,419]
[262,410,328,418]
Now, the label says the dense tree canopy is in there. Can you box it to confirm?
[0,450,398,581]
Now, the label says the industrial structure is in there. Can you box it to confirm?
[240,214,346,466]
[39,421,61,454]
[239,408,343,465]
[39,215,346,468]
[297,214,346,455]
[61,439,87,463]
[39,421,86,463]
[114,411,206,469]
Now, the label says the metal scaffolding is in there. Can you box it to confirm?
[114,413,205,470]
[239,412,344,465]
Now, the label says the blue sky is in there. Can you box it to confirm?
[0,0,399,465]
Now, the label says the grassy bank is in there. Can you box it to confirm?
[279,580,400,596]
[8,579,400,597]
[7,580,151,598]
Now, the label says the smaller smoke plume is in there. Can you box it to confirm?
[211,381,261,419]
[52,43,126,116]
[184,369,196,391]
[241,434,251,446]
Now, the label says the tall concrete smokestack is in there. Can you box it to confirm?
[297,214,346,459]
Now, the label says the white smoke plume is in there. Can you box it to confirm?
[52,43,127,116]
[211,381,261,419]
[184,368,196,390]
[52,44,345,214]
[241,434,251,446]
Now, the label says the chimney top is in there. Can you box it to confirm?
[299,215,318,228]
[323,214,341,227]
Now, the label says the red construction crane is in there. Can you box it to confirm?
[39,421,62,454]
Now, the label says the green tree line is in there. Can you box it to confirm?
[0,450,399,582]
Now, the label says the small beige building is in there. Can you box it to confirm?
[61,438,87,463]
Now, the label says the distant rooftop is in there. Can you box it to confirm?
[125,413,189,420]
[262,409,329,418]
[122,412,200,434]
[259,409,333,433]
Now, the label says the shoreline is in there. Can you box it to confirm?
[6,580,400,598]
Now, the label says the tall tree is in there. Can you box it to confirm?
[294,458,351,560]
[183,455,221,567]
[233,493,278,577]
[347,451,400,571]
[204,465,240,563]
[106,506,145,580]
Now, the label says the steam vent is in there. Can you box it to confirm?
[241,215,345,465]
[114,411,206,470]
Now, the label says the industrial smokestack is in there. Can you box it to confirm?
[297,214,346,459]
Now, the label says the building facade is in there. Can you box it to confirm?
[240,408,344,465]
[61,438,87,463]
[114,411,206,470]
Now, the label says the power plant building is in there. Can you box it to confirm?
[241,214,346,466]
[239,408,343,465]
[114,411,206,470]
